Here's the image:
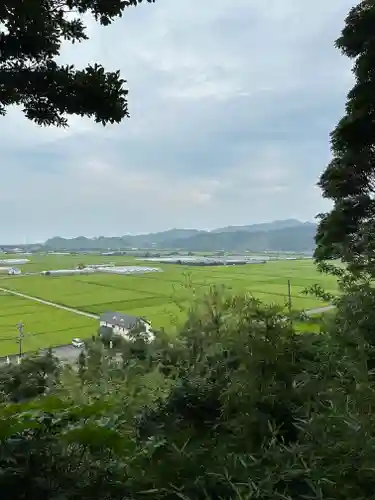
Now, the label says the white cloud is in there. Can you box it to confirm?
[0,0,354,242]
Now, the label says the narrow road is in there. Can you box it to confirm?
[304,305,335,316]
[0,345,83,365]
[0,286,99,320]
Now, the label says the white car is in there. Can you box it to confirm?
[72,338,84,348]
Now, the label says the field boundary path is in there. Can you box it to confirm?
[0,286,99,320]
[304,305,335,316]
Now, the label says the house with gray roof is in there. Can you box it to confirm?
[99,312,154,342]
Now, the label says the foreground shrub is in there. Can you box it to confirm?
[132,289,372,499]
[0,349,60,403]
[1,289,375,499]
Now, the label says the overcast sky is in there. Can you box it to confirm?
[2,0,354,243]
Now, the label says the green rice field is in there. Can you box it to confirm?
[0,254,338,356]
[0,292,96,355]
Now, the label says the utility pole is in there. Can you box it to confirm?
[287,280,292,316]
[16,321,24,359]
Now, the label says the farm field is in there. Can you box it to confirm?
[0,253,140,274]
[0,256,340,357]
[0,260,338,314]
[0,291,96,356]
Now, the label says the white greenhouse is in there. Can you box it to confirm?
[0,259,29,265]
[96,266,162,275]
[40,266,162,277]
[84,263,115,269]
[41,268,96,276]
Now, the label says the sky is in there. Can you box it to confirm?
[1,0,355,243]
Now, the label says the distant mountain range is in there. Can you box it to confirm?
[211,219,308,234]
[44,219,317,253]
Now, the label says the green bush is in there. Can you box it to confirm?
[0,349,60,403]
[1,289,375,499]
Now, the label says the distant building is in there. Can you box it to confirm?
[99,312,154,342]
[8,268,21,275]
[0,266,21,275]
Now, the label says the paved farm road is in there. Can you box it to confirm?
[0,286,99,319]
[304,305,335,316]
[0,345,83,365]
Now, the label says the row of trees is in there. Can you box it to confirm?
[315,0,375,279]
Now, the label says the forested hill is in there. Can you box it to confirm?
[44,220,316,252]
[161,223,316,252]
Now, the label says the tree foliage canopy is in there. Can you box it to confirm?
[1,289,375,499]
[0,349,59,403]
[315,0,375,276]
[0,0,154,126]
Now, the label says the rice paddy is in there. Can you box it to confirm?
[0,254,338,356]
[0,292,95,356]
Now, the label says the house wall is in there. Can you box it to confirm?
[113,325,130,336]
[99,320,153,341]
[100,321,130,337]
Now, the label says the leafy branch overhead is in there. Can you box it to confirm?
[315,0,375,276]
[0,0,155,127]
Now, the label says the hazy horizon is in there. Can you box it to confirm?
[1,219,316,245]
